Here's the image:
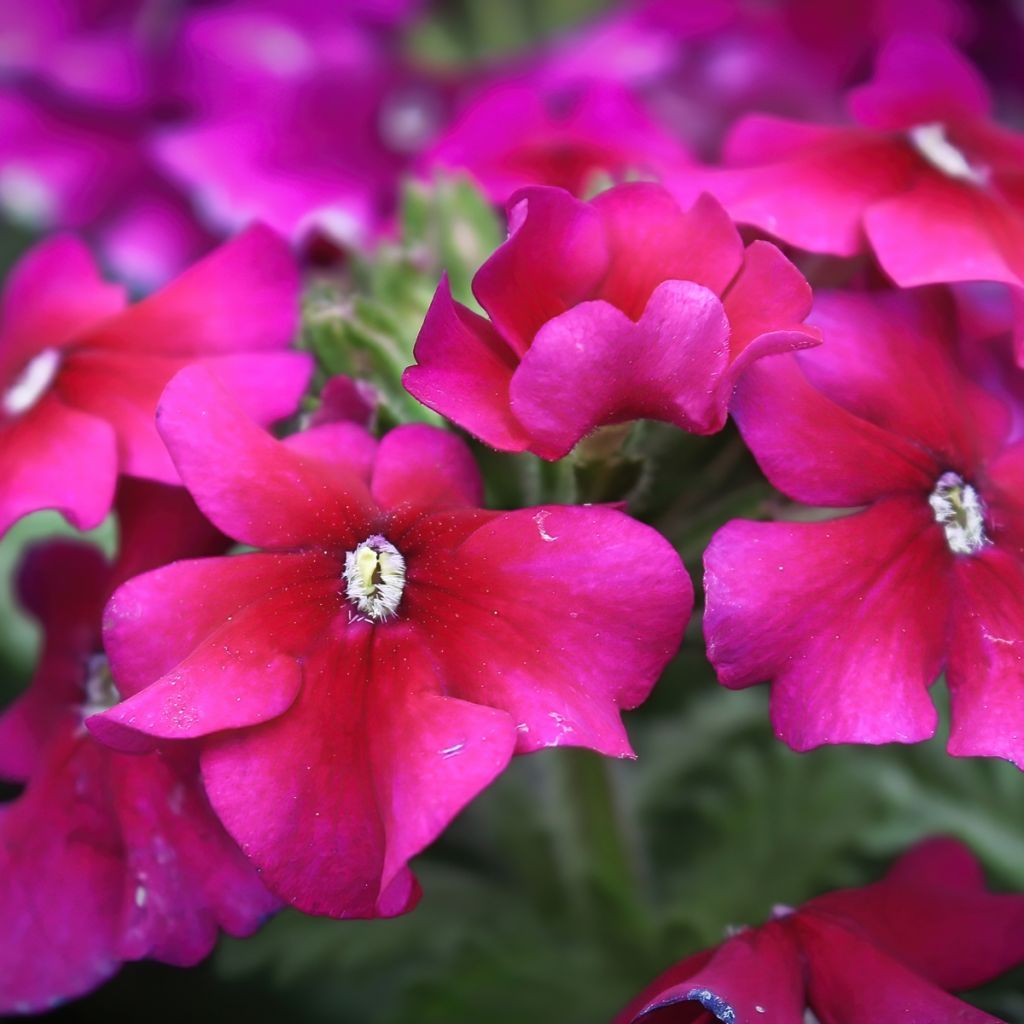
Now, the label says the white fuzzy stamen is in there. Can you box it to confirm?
[929,471,988,555]
[344,535,406,621]
[3,348,60,416]
[82,654,121,718]
[909,123,986,185]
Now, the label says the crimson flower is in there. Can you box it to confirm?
[404,181,819,460]
[673,34,1024,289]
[0,224,310,539]
[0,482,276,1015]
[704,288,1024,766]
[89,365,692,918]
[615,838,1024,1024]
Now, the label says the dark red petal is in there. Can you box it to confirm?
[794,913,1002,1024]
[615,924,805,1024]
[807,837,1024,992]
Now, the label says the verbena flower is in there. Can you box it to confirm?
[404,181,819,460]
[673,34,1024,289]
[615,838,1024,1024]
[0,224,310,538]
[704,288,1024,765]
[89,365,692,918]
[0,482,277,1015]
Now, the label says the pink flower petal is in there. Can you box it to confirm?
[730,355,936,507]
[404,276,529,452]
[865,175,1024,288]
[155,365,374,550]
[473,187,608,356]
[199,628,421,918]
[590,186,743,320]
[83,223,300,354]
[409,505,691,757]
[805,290,1010,468]
[0,235,124,378]
[510,282,731,458]
[704,501,950,750]
[371,424,483,512]
[947,548,1024,768]
[698,118,916,256]
[0,396,117,537]
[94,552,336,748]
[847,34,991,131]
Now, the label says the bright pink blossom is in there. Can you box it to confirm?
[0,481,276,1014]
[704,288,1024,766]
[422,81,691,204]
[89,364,692,919]
[0,224,310,539]
[615,837,1024,1024]
[156,1,445,248]
[673,35,1024,288]
[404,181,819,460]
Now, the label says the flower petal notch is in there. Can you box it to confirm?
[404,182,820,460]
[615,838,1023,1024]
[0,225,310,539]
[89,365,693,919]
[704,287,1024,766]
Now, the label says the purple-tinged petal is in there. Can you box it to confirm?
[847,33,991,131]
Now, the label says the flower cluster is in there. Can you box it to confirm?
[2,1,1024,1021]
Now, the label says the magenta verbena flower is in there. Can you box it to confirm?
[704,288,1024,766]
[615,837,1024,1024]
[672,34,1024,290]
[0,482,276,1015]
[0,224,310,539]
[88,364,693,919]
[403,181,820,460]
[422,80,692,205]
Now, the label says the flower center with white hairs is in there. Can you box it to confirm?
[929,471,988,555]
[82,654,121,718]
[344,535,406,621]
[908,123,987,185]
[3,348,60,417]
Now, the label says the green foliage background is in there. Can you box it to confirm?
[1,2,1022,1021]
